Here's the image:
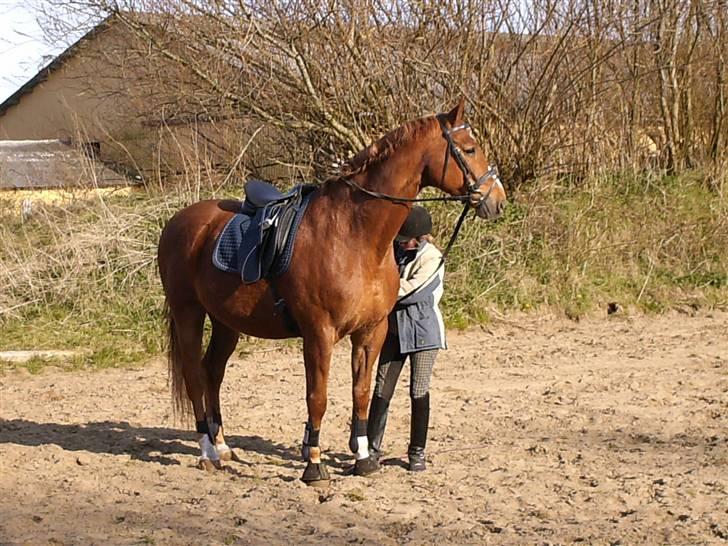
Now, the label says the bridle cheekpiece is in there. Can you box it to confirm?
[439,118,502,205]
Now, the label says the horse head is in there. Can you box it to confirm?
[423,98,507,220]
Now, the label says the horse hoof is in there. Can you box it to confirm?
[353,455,380,477]
[197,458,219,472]
[217,445,233,462]
[301,462,330,486]
[306,479,330,489]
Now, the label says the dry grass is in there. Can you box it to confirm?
[0,189,180,365]
[0,171,726,368]
[434,171,728,325]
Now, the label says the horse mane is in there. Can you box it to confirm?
[338,115,437,179]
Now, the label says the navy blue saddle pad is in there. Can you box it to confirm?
[212,185,316,282]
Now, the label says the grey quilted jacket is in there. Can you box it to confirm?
[391,242,446,353]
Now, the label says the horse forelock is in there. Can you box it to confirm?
[339,116,437,179]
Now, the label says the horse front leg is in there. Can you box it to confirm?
[349,319,389,476]
[300,326,335,486]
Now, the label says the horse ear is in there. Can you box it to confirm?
[446,97,466,125]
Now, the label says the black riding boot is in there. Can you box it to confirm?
[408,393,430,472]
[367,395,390,461]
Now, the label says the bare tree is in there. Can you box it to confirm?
[34,0,728,188]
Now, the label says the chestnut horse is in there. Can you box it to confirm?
[157,99,506,484]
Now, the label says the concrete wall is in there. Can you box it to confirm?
[0,20,310,186]
[0,24,139,143]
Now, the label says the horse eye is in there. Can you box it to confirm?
[464,147,476,155]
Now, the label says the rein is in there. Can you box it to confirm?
[440,202,470,263]
[341,177,467,203]
[341,116,500,264]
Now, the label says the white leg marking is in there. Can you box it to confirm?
[355,436,370,460]
[199,434,220,462]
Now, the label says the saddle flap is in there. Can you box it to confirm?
[244,179,284,208]
[239,207,271,284]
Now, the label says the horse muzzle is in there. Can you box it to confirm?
[471,191,506,220]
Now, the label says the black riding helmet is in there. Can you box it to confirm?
[395,206,432,242]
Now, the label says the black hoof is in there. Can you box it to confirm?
[353,455,380,476]
[301,462,330,486]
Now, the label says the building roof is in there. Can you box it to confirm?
[0,139,131,189]
[0,15,114,119]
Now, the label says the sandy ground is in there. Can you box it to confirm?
[1,312,727,545]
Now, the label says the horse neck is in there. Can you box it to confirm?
[340,144,426,260]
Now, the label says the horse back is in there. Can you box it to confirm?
[158,199,238,284]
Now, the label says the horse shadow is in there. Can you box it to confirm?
[0,419,352,472]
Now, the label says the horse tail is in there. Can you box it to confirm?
[165,300,192,419]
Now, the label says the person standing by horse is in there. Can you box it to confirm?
[367,205,446,472]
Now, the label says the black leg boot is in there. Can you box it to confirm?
[367,395,390,462]
[408,393,430,472]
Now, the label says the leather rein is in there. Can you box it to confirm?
[341,116,502,261]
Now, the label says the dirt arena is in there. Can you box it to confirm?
[1,312,726,545]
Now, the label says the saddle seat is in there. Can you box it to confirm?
[243,179,285,208]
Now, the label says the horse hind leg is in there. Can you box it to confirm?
[166,302,217,470]
[203,318,240,463]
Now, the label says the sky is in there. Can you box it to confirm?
[0,1,85,104]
